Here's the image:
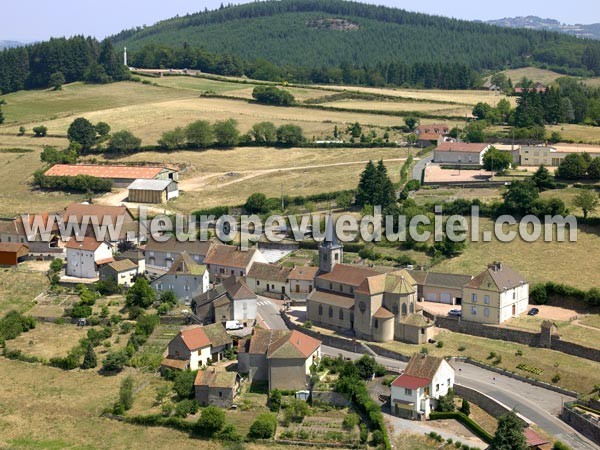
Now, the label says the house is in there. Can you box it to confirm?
[0,242,29,266]
[288,266,318,298]
[45,164,178,188]
[99,259,138,287]
[62,203,136,242]
[127,179,179,204]
[161,325,213,372]
[0,213,63,258]
[246,262,292,298]
[238,329,321,391]
[306,213,434,344]
[415,124,449,146]
[150,252,209,304]
[193,275,258,327]
[65,237,113,279]
[201,323,233,363]
[433,142,491,166]
[115,249,145,274]
[461,262,529,325]
[204,243,268,283]
[513,83,546,95]
[391,353,455,420]
[144,238,213,274]
[409,270,473,305]
[195,369,240,408]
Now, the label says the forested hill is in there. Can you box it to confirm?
[112,0,600,76]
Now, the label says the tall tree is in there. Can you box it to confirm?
[67,117,97,150]
[490,411,527,450]
[213,119,239,147]
[355,160,378,207]
[573,190,599,219]
[374,159,396,208]
[126,277,155,308]
[81,342,97,369]
[186,120,214,148]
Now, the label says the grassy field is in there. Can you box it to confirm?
[0,269,49,316]
[499,68,565,86]
[5,322,88,359]
[321,99,474,117]
[547,124,600,144]
[434,220,600,290]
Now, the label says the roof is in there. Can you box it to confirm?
[45,164,173,180]
[0,242,29,253]
[523,427,550,447]
[223,276,256,300]
[391,374,431,389]
[373,307,394,320]
[63,203,133,224]
[435,142,489,153]
[321,212,341,249]
[195,369,238,389]
[12,213,61,235]
[267,330,322,360]
[144,238,213,256]
[165,252,207,276]
[105,259,137,273]
[417,124,449,134]
[317,264,380,288]
[289,266,319,281]
[356,270,416,295]
[307,289,355,309]
[205,244,258,269]
[65,237,106,252]
[201,323,233,348]
[247,329,289,355]
[178,326,211,351]
[408,270,472,289]
[160,358,189,370]
[128,179,176,191]
[401,314,434,327]
[247,262,291,283]
[418,132,441,141]
[404,353,445,379]
[465,262,527,292]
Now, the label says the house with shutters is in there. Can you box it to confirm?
[161,325,213,372]
[391,353,455,420]
[144,238,213,275]
[245,262,292,299]
[65,237,113,279]
[150,251,209,304]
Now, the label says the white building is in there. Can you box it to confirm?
[391,354,455,420]
[433,142,491,166]
[161,326,213,372]
[65,237,113,279]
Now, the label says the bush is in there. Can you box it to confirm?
[196,406,226,437]
[119,376,135,411]
[218,423,243,442]
[0,311,36,341]
[371,430,385,446]
[102,350,129,372]
[33,125,48,137]
[252,86,295,106]
[173,370,197,400]
[342,413,360,430]
[553,441,572,450]
[268,389,282,412]
[436,341,444,348]
[174,399,199,418]
[460,398,471,416]
[248,413,277,439]
[33,172,112,193]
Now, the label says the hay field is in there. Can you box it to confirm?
[499,67,565,85]
[434,219,600,290]
[547,124,600,144]
[321,100,473,117]
[0,269,48,316]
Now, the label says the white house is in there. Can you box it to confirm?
[391,354,455,420]
[99,259,138,287]
[151,252,210,304]
[433,142,491,166]
[161,326,213,372]
[65,237,113,279]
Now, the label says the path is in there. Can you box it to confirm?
[412,155,432,181]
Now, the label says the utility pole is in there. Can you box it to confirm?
[281,183,285,211]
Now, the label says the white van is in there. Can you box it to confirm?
[225,320,243,331]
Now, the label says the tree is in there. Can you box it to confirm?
[404,117,419,131]
[355,160,378,207]
[158,127,186,150]
[102,350,129,372]
[269,389,282,412]
[276,124,304,146]
[18,126,26,136]
[248,413,277,439]
[33,126,48,137]
[49,258,64,273]
[185,120,214,148]
[355,355,377,379]
[483,147,512,173]
[84,62,110,84]
[196,406,226,437]
[573,190,599,219]
[108,130,142,154]
[374,159,395,208]
[502,179,539,216]
[491,73,510,92]
[49,71,66,90]
[0,100,4,125]
[348,122,362,138]
[490,411,527,450]
[81,342,97,369]
[532,165,555,191]
[95,122,111,137]
[67,118,97,150]
[460,398,471,416]
[213,119,239,147]
[173,370,197,399]
[245,192,268,214]
[473,102,492,120]
[251,121,277,144]
[119,376,134,411]
[159,291,178,306]
[436,388,455,412]
[252,86,295,106]
[588,158,600,180]
[496,98,512,122]
[126,277,155,308]
[556,153,588,180]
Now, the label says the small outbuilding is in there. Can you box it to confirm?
[127,179,179,204]
[0,242,29,266]
[194,368,240,408]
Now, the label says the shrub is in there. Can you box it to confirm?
[0,311,36,341]
[174,399,199,418]
[119,376,135,411]
[268,389,282,412]
[102,349,129,372]
[436,340,444,348]
[173,370,197,400]
[342,413,360,430]
[359,423,368,444]
[217,423,243,442]
[552,374,561,383]
[33,125,48,137]
[371,430,385,446]
[196,406,226,437]
[248,413,277,439]
[460,399,471,416]
[552,441,572,450]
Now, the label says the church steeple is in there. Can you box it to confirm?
[319,212,343,273]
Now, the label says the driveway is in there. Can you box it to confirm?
[412,155,432,181]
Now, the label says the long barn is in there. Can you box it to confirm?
[44,164,178,188]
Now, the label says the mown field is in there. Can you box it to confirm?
[0,269,49,316]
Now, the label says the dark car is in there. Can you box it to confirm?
[448,309,462,317]
[528,308,540,316]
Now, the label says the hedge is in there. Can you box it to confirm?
[429,411,493,443]
[33,172,112,193]
[530,282,600,306]
[125,414,196,433]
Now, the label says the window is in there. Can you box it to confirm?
[513,291,516,299]
[401,304,407,315]
[484,307,490,317]
[374,319,379,329]
[328,306,333,318]
[329,283,333,290]
[436,384,440,392]
[472,293,477,303]
[339,309,344,321]
[393,305,399,315]
[334,253,339,261]
[318,305,323,316]
[350,287,354,294]
[421,328,425,335]
[219,392,223,398]
[257,280,260,286]
[471,306,477,316]
[404,388,412,396]
[484,295,490,305]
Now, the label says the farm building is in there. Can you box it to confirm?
[520,144,600,167]
[44,164,178,188]
[433,142,491,166]
[0,242,29,266]
[127,179,179,203]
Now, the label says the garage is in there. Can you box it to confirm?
[440,293,452,304]
[0,242,29,266]
[127,179,179,204]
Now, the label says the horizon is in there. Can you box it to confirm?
[2,0,599,42]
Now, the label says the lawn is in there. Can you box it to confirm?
[378,330,600,394]
[0,269,49,316]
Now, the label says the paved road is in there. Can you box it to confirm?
[256,296,287,330]
[412,155,432,181]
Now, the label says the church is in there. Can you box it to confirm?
[306,214,435,344]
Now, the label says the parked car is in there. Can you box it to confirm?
[225,320,244,331]
[528,308,540,316]
[448,309,462,317]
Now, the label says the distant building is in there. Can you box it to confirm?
[520,145,600,167]
[127,179,179,204]
[151,252,209,304]
[99,259,138,287]
[63,203,135,243]
[246,262,292,298]
[391,353,455,420]
[45,164,178,188]
[462,262,529,324]
[144,239,213,274]
[0,213,62,258]
[65,237,113,279]
[195,369,240,408]
[415,124,450,146]
[0,242,29,266]
[204,243,268,283]
[433,142,491,165]
[513,83,546,95]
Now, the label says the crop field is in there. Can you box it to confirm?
[320,99,474,117]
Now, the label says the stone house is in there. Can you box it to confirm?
[150,252,209,304]
[195,369,240,408]
[204,243,268,283]
[144,239,213,275]
[246,262,292,299]
[161,325,213,372]
[288,266,318,299]
[391,354,455,420]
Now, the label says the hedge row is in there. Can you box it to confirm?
[530,282,600,306]
[33,172,112,193]
[429,411,493,443]
[125,414,196,433]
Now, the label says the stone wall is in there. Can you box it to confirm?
[561,404,600,445]
[454,384,527,425]
[367,344,410,364]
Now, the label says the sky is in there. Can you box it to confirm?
[3,0,600,42]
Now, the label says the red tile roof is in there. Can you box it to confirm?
[317,264,379,287]
[435,142,489,153]
[179,326,211,351]
[391,374,431,389]
[523,427,550,447]
[0,242,29,254]
[45,164,171,180]
[267,330,322,360]
[65,237,106,252]
[63,203,134,224]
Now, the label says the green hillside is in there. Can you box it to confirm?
[113,0,600,75]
